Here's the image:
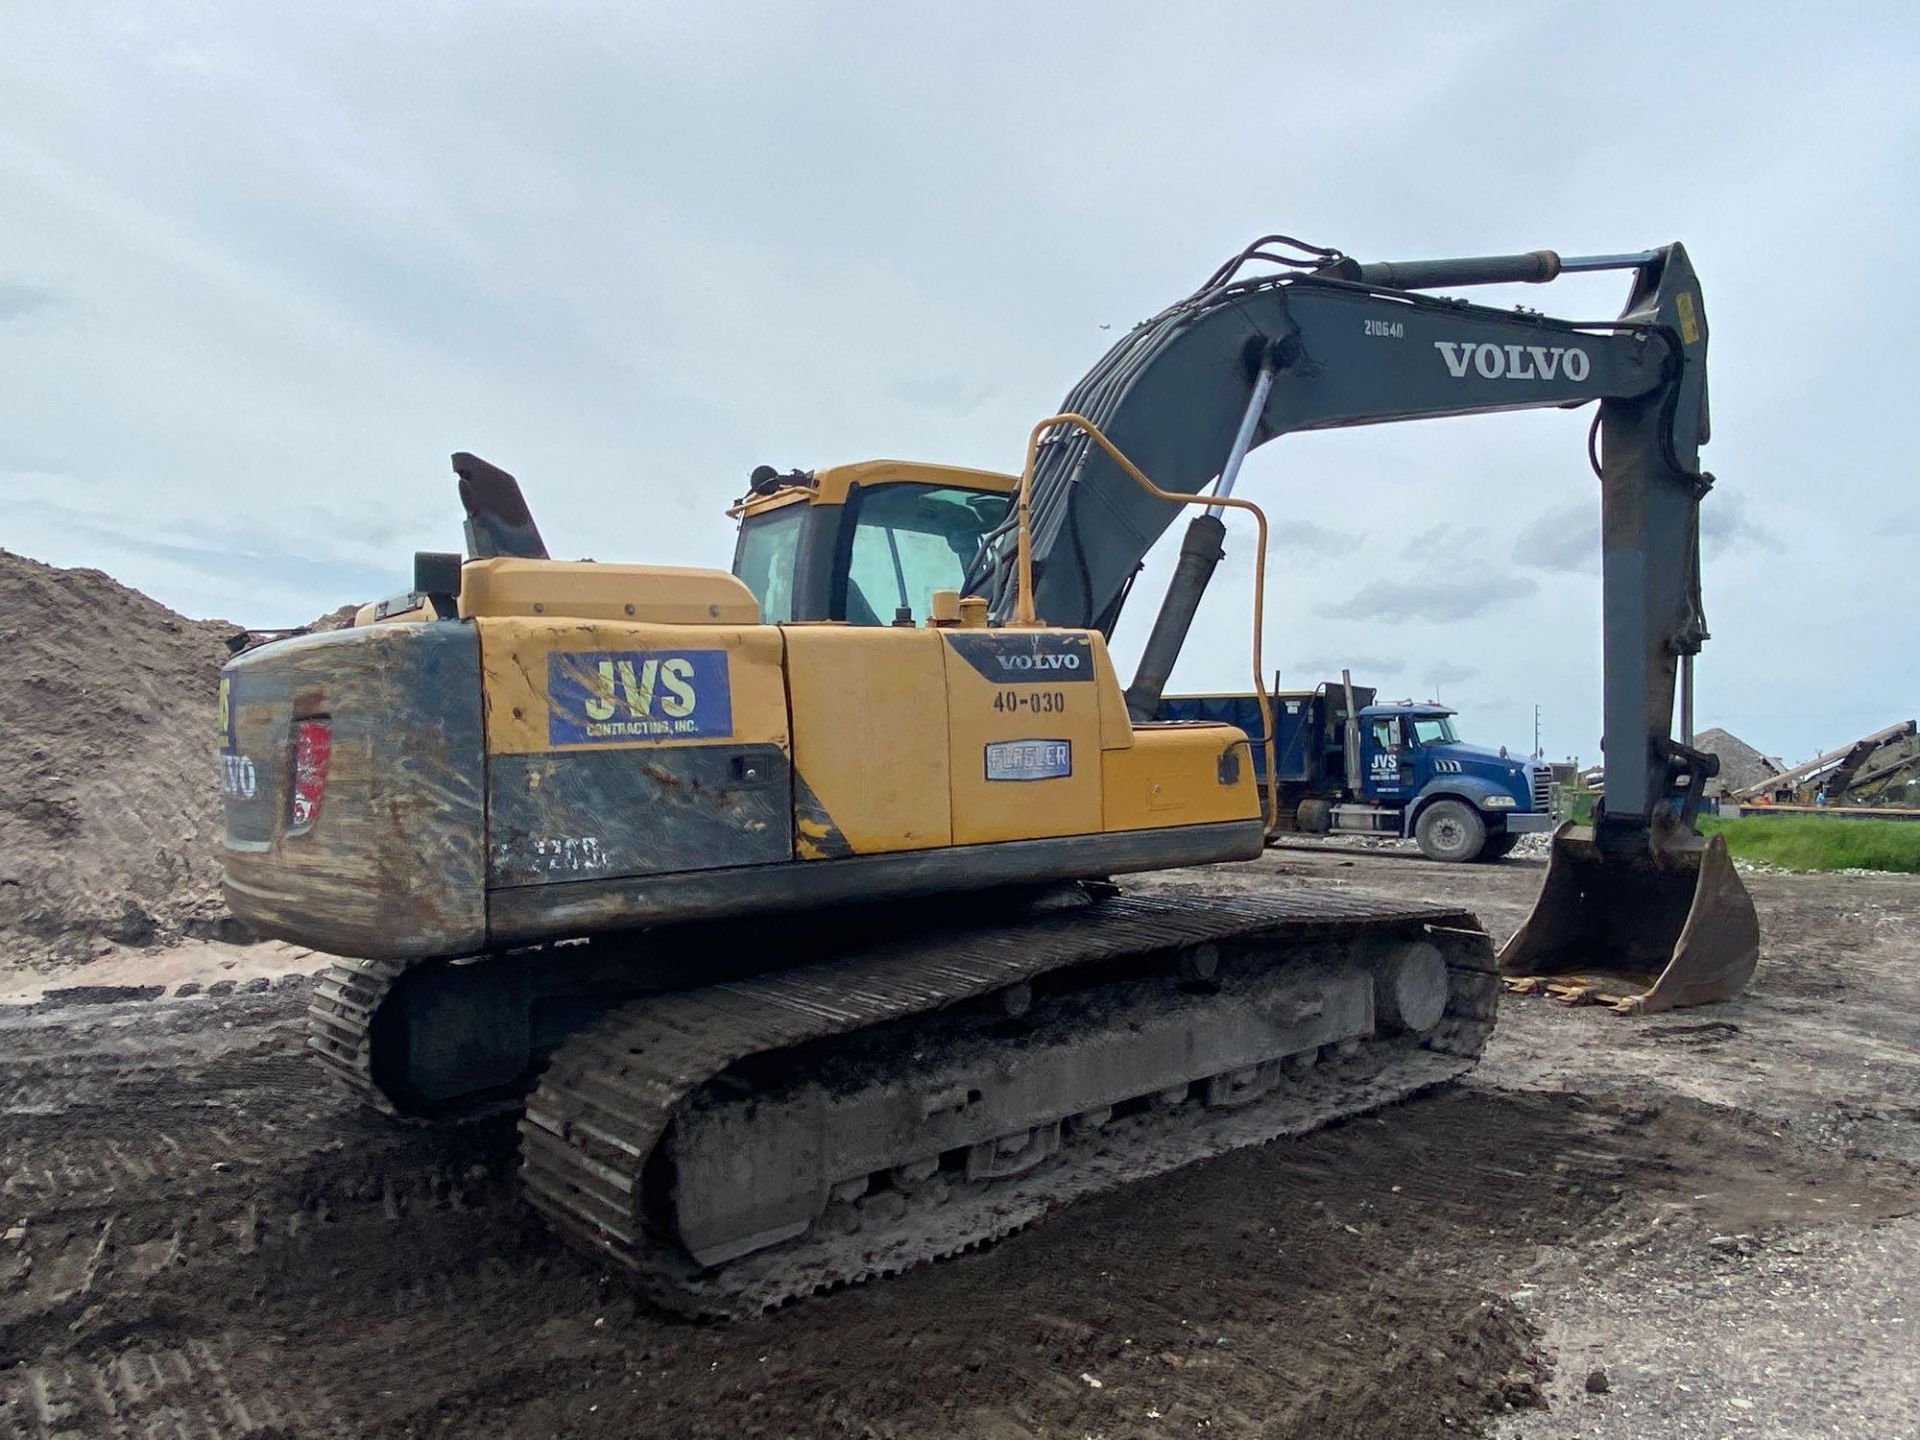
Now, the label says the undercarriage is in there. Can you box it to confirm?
[309,887,1497,1315]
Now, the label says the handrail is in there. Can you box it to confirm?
[1009,412,1279,829]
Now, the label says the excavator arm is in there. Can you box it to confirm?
[975,238,1756,1012]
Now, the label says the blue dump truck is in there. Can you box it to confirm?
[1158,680,1555,862]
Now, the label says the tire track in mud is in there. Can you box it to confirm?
[0,989,531,1437]
[2,1335,353,1440]
[5,963,1913,1438]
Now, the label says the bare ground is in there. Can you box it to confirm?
[1,851,1915,1438]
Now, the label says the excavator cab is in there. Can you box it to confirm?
[729,462,1014,626]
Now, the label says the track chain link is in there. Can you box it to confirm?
[516,891,1497,1316]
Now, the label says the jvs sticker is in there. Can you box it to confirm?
[548,650,733,744]
[985,739,1072,782]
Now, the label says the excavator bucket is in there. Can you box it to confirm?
[1497,823,1759,1014]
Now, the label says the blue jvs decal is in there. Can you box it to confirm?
[548,650,733,745]
[984,739,1072,782]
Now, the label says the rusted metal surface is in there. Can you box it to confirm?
[219,624,487,959]
[1726,721,1915,803]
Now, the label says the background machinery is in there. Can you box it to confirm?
[218,236,1758,1312]
[1725,720,1920,813]
[1159,680,1556,861]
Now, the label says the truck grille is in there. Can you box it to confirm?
[1529,765,1552,812]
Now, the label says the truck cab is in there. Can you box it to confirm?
[1153,685,1554,862]
[1358,702,1554,860]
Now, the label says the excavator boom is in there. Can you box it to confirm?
[973,238,1755,1011]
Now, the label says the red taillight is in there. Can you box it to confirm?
[290,719,332,831]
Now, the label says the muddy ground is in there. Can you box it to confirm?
[2,851,1915,1439]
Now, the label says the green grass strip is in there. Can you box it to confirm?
[1698,814,1920,873]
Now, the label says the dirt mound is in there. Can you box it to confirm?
[308,601,358,632]
[0,549,241,959]
[1695,726,1782,797]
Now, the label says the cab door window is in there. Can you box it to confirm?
[840,484,1009,624]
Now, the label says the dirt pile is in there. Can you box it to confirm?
[1694,726,1783,797]
[0,549,240,959]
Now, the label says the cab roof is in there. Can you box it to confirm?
[735,459,1017,519]
[1359,701,1455,719]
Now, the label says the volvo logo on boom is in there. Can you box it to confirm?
[1434,340,1591,382]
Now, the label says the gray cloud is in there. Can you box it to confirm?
[0,3,1914,766]
[1512,492,1782,572]
[1700,493,1784,556]
[1294,654,1405,678]
[6,491,398,624]
[1316,574,1537,623]
[881,373,994,414]
[1512,500,1597,574]
[1422,660,1479,689]
[1220,520,1357,577]
[0,282,60,323]
[1270,520,1359,556]
[1399,523,1488,562]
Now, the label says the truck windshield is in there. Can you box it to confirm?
[1412,715,1459,745]
[843,483,1009,625]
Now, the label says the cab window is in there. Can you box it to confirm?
[1412,715,1458,746]
[733,502,805,623]
[1370,716,1402,750]
[842,484,1009,625]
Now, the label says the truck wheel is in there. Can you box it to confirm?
[1415,800,1485,863]
[1476,832,1519,862]
[1294,797,1333,835]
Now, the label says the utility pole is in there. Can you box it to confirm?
[1533,704,1542,759]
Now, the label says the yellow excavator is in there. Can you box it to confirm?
[218,236,1758,1314]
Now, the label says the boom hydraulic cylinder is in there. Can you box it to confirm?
[1124,356,1278,721]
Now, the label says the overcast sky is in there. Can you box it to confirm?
[4,2,1915,765]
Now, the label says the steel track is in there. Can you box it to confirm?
[307,956,410,1116]
[516,890,1498,1316]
